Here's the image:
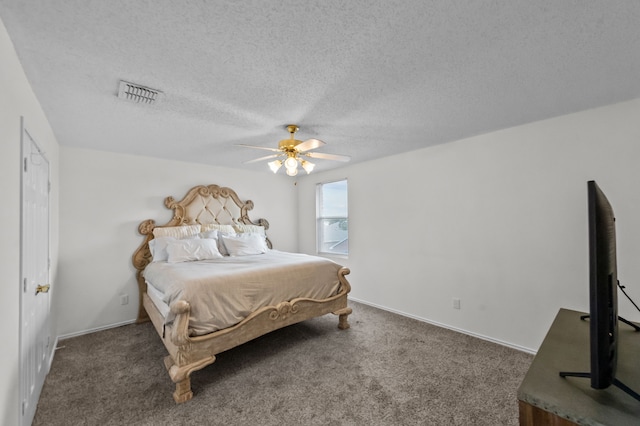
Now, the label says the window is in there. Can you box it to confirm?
[316,179,348,255]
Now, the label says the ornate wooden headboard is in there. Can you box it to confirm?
[132,184,271,322]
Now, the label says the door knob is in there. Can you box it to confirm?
[35,284,50,295]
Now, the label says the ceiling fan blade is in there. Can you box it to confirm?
[243,154,283,164]
[305,152,351,162]
[295,138,325,152]
[236,144,281,153]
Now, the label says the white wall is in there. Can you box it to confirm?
[0,17,60,426]
[297,99,640,353]
[57,146,297,337]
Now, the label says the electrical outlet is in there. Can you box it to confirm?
[452,298,461,309]
[120,294,129,305]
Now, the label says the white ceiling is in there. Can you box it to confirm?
[1,1,639,174]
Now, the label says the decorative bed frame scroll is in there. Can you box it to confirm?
[132,184,352,403]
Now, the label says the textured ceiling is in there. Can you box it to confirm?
[1,1,639,174]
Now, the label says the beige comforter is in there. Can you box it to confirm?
[143,250,343,336]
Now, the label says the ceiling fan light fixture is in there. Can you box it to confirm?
[286,167,298,177]
[268,160,282,173]
[284,156,299,176]
[239,124,347,177]
[301,160,315,174]
[284,156,298,170]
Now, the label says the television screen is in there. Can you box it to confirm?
[559,181,639,402]
[560,181,640,401]
[588,180,618,389]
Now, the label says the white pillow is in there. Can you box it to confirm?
[233,224,266,236]
[201,223,235,233]
[198,230,218,239]
[149,236,176,262]
[218,232,239,256]
[150,233,201,262]
[166,238,223,263]
[152,224,201,239]
[220,233,268,256]
[198,229,235,256]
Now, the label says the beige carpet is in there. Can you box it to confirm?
[34,301,533,425]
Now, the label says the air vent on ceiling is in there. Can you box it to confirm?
[117,80,163,104]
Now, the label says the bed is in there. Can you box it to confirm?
[131,184,352,403]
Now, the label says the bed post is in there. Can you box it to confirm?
[164,355,216,403]
[132,219,156,323]
[334,267,352,329]
[335,307,353,330]
[164,300,217,403]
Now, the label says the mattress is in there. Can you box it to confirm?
[143,250,343,336]
[146,281,170,319]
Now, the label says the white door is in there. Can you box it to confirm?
[20,121,51,426]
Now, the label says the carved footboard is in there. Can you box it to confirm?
[144,267,352,403]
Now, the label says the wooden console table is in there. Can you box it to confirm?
[518,308,640,425]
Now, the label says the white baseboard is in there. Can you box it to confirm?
[47,336,58,373]
[348,297,537,355]
[57,319,138,342]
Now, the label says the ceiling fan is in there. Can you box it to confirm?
[238,125,350,176]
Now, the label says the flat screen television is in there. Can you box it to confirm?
[559,180,639,401]
[588,180,619,389]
